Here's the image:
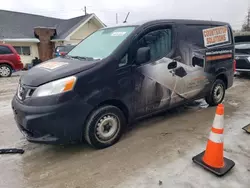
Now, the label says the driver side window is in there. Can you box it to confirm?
[137,28,172,62]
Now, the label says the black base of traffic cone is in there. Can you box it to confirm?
[192,151,235,177]
[242,124,250,134]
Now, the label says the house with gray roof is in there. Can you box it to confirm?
[0,10,105,64]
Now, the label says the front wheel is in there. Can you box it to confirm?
[84,105,126,149]
[205,79,226,106]
[0,64,12,77]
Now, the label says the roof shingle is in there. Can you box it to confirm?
[0,10,92,40]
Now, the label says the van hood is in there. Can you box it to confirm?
[21,57,98,87]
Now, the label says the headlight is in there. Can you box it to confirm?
[32,76,77,97]
[247,57,250,62]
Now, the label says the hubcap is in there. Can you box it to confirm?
[213,84,224,103]
[95,114,120,143]
[0,66,10,77]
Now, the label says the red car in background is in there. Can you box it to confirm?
[0,44,24,77]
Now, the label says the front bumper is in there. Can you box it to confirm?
[11,95,93,144]
[14,62,24,71]
[236,69,250,72]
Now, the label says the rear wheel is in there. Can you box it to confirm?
[0,64,12,77]
[205,79,226,106]
[84,105,126,149]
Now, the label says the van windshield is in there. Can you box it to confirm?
[67,26,135,60]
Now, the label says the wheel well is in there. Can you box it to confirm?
[216,74,228,89]
[97,99,129,123]
[0,63,13,70]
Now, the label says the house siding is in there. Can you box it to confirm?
[5,42,39,65]
[65,20,100,45]
[53,17,104,52]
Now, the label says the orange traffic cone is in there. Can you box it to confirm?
[192,104,235,176]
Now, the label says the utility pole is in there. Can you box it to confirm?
[116,13,118,24]
[84,6,87,15]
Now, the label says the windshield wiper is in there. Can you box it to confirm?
[64,55,100,61]
[69,55,99,61]
[69,56,88,60]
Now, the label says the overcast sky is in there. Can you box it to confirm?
[1,0,249,29]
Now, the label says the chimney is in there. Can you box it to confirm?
[34,27,56,62]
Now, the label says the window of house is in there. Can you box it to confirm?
[0,46,12,54]
[137,28,172,62]
[14,46,31,55]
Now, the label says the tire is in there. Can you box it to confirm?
[0,64,12,77]
[205,79,226,106]
[84,105,126,149]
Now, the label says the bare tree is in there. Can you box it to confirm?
[242,9,250,31]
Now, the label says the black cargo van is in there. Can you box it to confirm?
[12,19,235,149]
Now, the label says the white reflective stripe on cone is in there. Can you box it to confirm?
[209,131,224,143]
[212,114,224,129]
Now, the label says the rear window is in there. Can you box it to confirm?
[184,25,211,47]
[235,43,250,54]
[0,46,12,54]
[179,25,212,48]
[181,25,231,48]
[202,25,231,47]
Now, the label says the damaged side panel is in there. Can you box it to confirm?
[125,23,234,118]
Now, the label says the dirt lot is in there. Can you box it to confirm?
[0,73,250,188]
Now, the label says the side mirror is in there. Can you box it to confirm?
[135,47,150,65]
[168,61,177,69]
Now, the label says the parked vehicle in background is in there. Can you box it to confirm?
[54,45,76,57]
[235,43,250,73]
[0,44,24,77]
[12,19,235,149]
